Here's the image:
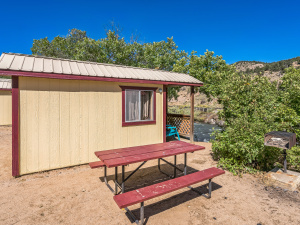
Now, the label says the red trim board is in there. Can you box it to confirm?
[12,76,19,177]
[163,85,167,143]
[0,88,12,91]
[0,70,203,87]
[120,86,157,127]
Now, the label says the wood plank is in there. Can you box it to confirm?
[190,86,194,143]
[19,78,27,175]
[69,80,80,165]
[49,79,61,169]
[88,81,98,161]
[59,79,71,167]
[163,86,167,142]
[114,167,225,208]
[95,141,189,157]
[98,142,194,161]
[96,83,106,154]
[89,161,105,169]
[12,76,19,176]
[80,81,89,164]
[26,77,39,173]
[103,145,205,168]
[38,78,50,171]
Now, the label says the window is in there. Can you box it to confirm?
[120,86,157,126]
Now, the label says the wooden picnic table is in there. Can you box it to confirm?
[94,141,205,195]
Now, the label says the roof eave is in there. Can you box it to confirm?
[0,69,203,87]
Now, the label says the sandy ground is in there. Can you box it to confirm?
[0,126,299,225]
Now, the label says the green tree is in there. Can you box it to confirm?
[173,50,236,99]
[31,28,187,99]
[211,73,300,174]
[280,67,300,115]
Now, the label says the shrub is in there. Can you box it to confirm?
[287,146,300,171]
[211,74,300,174]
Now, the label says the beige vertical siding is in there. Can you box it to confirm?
[19,77,163,175]
[0,90,12,125]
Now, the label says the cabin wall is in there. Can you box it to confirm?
[19,77,163,175]
[0,90,12,125]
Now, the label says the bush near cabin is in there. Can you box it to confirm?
[211,70,300,174]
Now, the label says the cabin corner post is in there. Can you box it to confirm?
[190,86,194,143]
[12,76,20,177]
[163,85,167,143]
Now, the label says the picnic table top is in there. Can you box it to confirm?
[95,141,205,168]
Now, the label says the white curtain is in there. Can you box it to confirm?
[141,91,151,120]
[126,90,139,121]
[125,90,152,121]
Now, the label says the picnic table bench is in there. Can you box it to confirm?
[90,141,225,224]
[114,167,225,225]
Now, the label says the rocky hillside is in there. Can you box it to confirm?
[235,57,300,81]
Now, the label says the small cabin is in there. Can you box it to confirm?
[0,53,202,176]
[0,78,12,125]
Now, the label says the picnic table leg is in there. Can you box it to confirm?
[173,155,177,178]
[122,165,125,193]
[140,202,144,225]
[115,167,118,195]
[184,153,187,175]
[208,178,212,198]
[189,178,212,199]
[104,166,114,193]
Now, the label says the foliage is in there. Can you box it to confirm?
[287,146,300,171]
[280,67,300,115]
[31,28,187,99]
[0,76,10,79]
[210,72,300,174]
[173,50,236,100]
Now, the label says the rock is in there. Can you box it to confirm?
[263,167,300,191]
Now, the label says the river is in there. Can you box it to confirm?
[193,122,222,142]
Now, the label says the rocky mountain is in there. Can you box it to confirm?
[235,57,300,81]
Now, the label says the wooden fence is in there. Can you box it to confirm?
[167,113,191,135]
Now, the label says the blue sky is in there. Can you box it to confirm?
[0,0,299,64]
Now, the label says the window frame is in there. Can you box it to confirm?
[120,86,157,127]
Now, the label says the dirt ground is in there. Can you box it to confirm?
[0,126,299,225]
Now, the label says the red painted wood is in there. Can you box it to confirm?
[94,141,191,157]
[190,86,195,143]
[121,87,125,126]
[97,142,189,161]
[102,145,205,168]
[12,76,19,177]
[119,86,158,91]
[89,161,105,169]
[120,86,157,127]
[0,70,203,87]
[163,85,167,142]
[113,167,225,208]
[122,121,156,126]
[0,88,12,91]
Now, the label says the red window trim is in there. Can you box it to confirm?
[120,86,157,127]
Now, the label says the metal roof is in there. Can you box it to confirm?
[0,78,12,89]
[0,53,202,85]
